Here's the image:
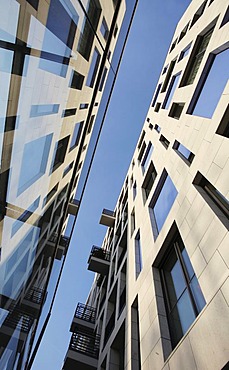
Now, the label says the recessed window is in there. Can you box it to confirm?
[30,104,59,117]
[149,170,178,237]
[69,122,83,151]
[87,115,95,134]
[161,60,176,93]
[100,17,109,40]
[86,47,101,88]
[178,44,191,61]
[154,124,161,133]
[152,83,162,107]
[180,28,213,86]
[70,70,84,90]
[137,131,146,149]
[131,208,135,236]
[189,48,229,119]
[169,102,184,119]
[170,38,177,53]
[149,123,153,130]
[173,140,194,165]
[62,108,77,117]
[162,65,168,75]
[193,172,229,229]
[133,181,137,200]
[99,67,108,91]
[141,142,154,172]
[159,135,170,149]
[190,1,207,28]
[63,161,74,177]
[50,136,70,173]
[216,104,229,138]
[178,23,189,43]
[142,161,157,203]
[160,234,206,348]
[18,134,52,195]
[135,231,142,279]
[154,102,161,112]
[220,6,229,27]
[138,141,146,162]
[163,73,181,110]
[79,103,89,110]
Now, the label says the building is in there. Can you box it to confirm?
[63,0,229,369]
[0,0,138,369]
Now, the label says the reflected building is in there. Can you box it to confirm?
[63,0,229,369]
[0,0,135,369]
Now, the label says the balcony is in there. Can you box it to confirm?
[68,199,80,216]
[99,208,115,227]
[71,303,96,333]
[47,233,70,260]
[88,246,110,275]
[22,286,46,315]
[63,330,100,370]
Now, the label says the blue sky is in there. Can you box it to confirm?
[31,0,191,368]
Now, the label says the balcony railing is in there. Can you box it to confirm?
[88,246,111,275]
[75,303,96,324]
[24,286,45,305]
[69,330,100,359]
[99,208,115,227]
[88,246,111,262]
[4,305,34,333]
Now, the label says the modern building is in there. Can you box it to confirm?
[0,0,139,369]
[63,0,229,369]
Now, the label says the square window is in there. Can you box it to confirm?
[50,136,70,173]
[173,140,194,165]
[135,231,142,278]
[70,70,84,90]
[159,135,170,149]
[162,73,181,110]
[169,102,185,119]
[100,17,109,40]
[216,104,229,138]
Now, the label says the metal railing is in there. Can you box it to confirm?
[102,208,115,218]
[74,303,96,324]
[4,305,34,333]
[24,286,45,305]
[48,233,70,248]
[88,246,111,263]
[70,330,100,358]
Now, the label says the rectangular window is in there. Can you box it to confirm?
[62,108,77,117]
[180,28,213,86]
[188,48,229,118]
[151,83,162,107]
[163,73,181,110]
[138,141,146,162]
[135,231,142,278]
[216,104,229,138]
[63,161,74,177]
[137,131,146,149]
[193,172,229,228]
[100,17,109,40]
[70,70,84,90]
[86,48,101,88]
[133,181,137,200]
[142,161,157,202]
[173,140,194,165]
[178,44,191,61]
[149,170,178,238]
[70,121,83,150]
[178,23,189,43]
[99,67,108,91]
[50,136,70,173]
[162,65,168,75]
[159,135,170,149]
[141,142,153,172]
[161,60,176,93]
[169,38,177,53]
[131,208,135,236]
[27,0,39,10]
[79,103,89,110]
[154,124,161,133]
[154,102,161,112]
[169,102,185,119]
[220,6,229,28]
[190,1,207,28]
[30,104,59,117]
[160,234,206,348]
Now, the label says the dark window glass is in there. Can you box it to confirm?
[51,136,70,173]
[150,171,177,236]
[191,48,229,118]
[137,131,146,149]
[141,142,154,172]
[216,104,229,138]
[152,83,162,107]
[63,161,74,177]
[161,60,176,93]
[135,231,142,278]
[42,184,58,207]
[70,122,83,150]
[142,162,157,202]
[87,115,95,134]
[160,235,206,347]
[178,23,189,43]
[62,108,77,117]
[99,67,108,91]
[178,44,191,61]
[86,48,101,87]
[70,70,84,90]
[163,73,181,110]
[154,124,161,133]
[169,102,184,119]
[154,102,161,112]
[79,103,89,110]
[220,6,229,27]
[138,141,146,162]
[100,17,109,40]
[133,181,137,199]
[159,135,170,149]
[131,208,135,236]
[170,38,177,53]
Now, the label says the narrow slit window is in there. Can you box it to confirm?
[162,72,181,110]
[141,142,154,172]
[169,103,185,119]
[142,161,157,203]
[86,47,101,88]
[135,231,142,278]
[159,135,170,149]
[173,140,194,165]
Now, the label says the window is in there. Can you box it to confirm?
[135,232,142,278]
[162,65,168,75]
[99,67,108,91]
[220,6,229,28]
[161,60,176,93]
[154,102,161,112]
[193,172,229,229]
[131,208,135,236]
[178,23,189,43]
[173,140,194,165]
[142,161,157,202]
[100,17,109,40]
[163,73,181,110]
[178,44,191,61]
[133,181,137,200]
[149,170,178,237]
[216,104,229,138]
[160,234,206,348]
[62,108,77,117]
[151,83,162,107]
[159,135,170,149]
[50,136,70,173]
[87,115,95,134]
[86,48,101,88]
[141,142,153,171]
[70,122,83,150]
[170,38,177,53]
[154,124,161,133]
[79,103,89,110]
[27,0,39,10]
[189,48,229,118]
[70,70,84,90]
[180,28,213,86]
[137,131,145,149]
[190,1,207,28]
[169,103,184,119]
[18,134,52,195]
[30,104,59,117]
[138,141,146,162]
[63,161,74,177]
